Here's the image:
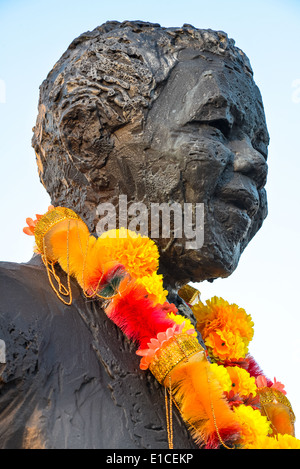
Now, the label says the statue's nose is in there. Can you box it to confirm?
[229,137,268,190]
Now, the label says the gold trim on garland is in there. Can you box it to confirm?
[149,334,204,384]
[34,206,82,253]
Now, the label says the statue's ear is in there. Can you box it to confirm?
[59,103,114,174]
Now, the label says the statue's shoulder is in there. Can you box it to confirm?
[0,258,50,383]
[0,257,95,384]
[0,257,84,378]
[0,256,87,333]
[0,257,53,324]
[0,255,47,285]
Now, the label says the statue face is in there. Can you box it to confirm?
[106,51,269,284]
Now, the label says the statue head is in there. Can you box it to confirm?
[32,20,269,286]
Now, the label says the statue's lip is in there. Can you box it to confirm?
[216,174,260,218]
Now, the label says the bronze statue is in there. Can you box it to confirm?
[0,21,269,448]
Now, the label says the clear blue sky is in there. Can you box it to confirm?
[1,0,300,437]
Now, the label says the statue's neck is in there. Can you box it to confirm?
[157,262,182,303]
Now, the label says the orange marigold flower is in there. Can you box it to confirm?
[205,328,248,361]
[97,228,159,279]
[192,297,254,361]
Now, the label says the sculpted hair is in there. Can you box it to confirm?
[32,20,253,229]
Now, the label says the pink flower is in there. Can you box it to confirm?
[256,375,268,388]
[256,375,287,395]
[271,377,286,395]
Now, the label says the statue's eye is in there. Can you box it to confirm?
[187,118,231,139]
[205,119,231,139]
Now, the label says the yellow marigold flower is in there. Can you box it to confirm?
[136,272,168,305]
[246,433,300,449]
[226,366,257,397]
[167,312,197,337]
[275,434,300,449]
[233,404,271,447]
[98,228,159,278]
[209,363,232,393]
[192,297,254,361]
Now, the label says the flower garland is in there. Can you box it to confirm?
[23,206,300,449]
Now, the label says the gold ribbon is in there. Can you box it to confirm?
[149,333,204,384]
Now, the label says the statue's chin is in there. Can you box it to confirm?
[157,240,242,288]
[155,215,251,287]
